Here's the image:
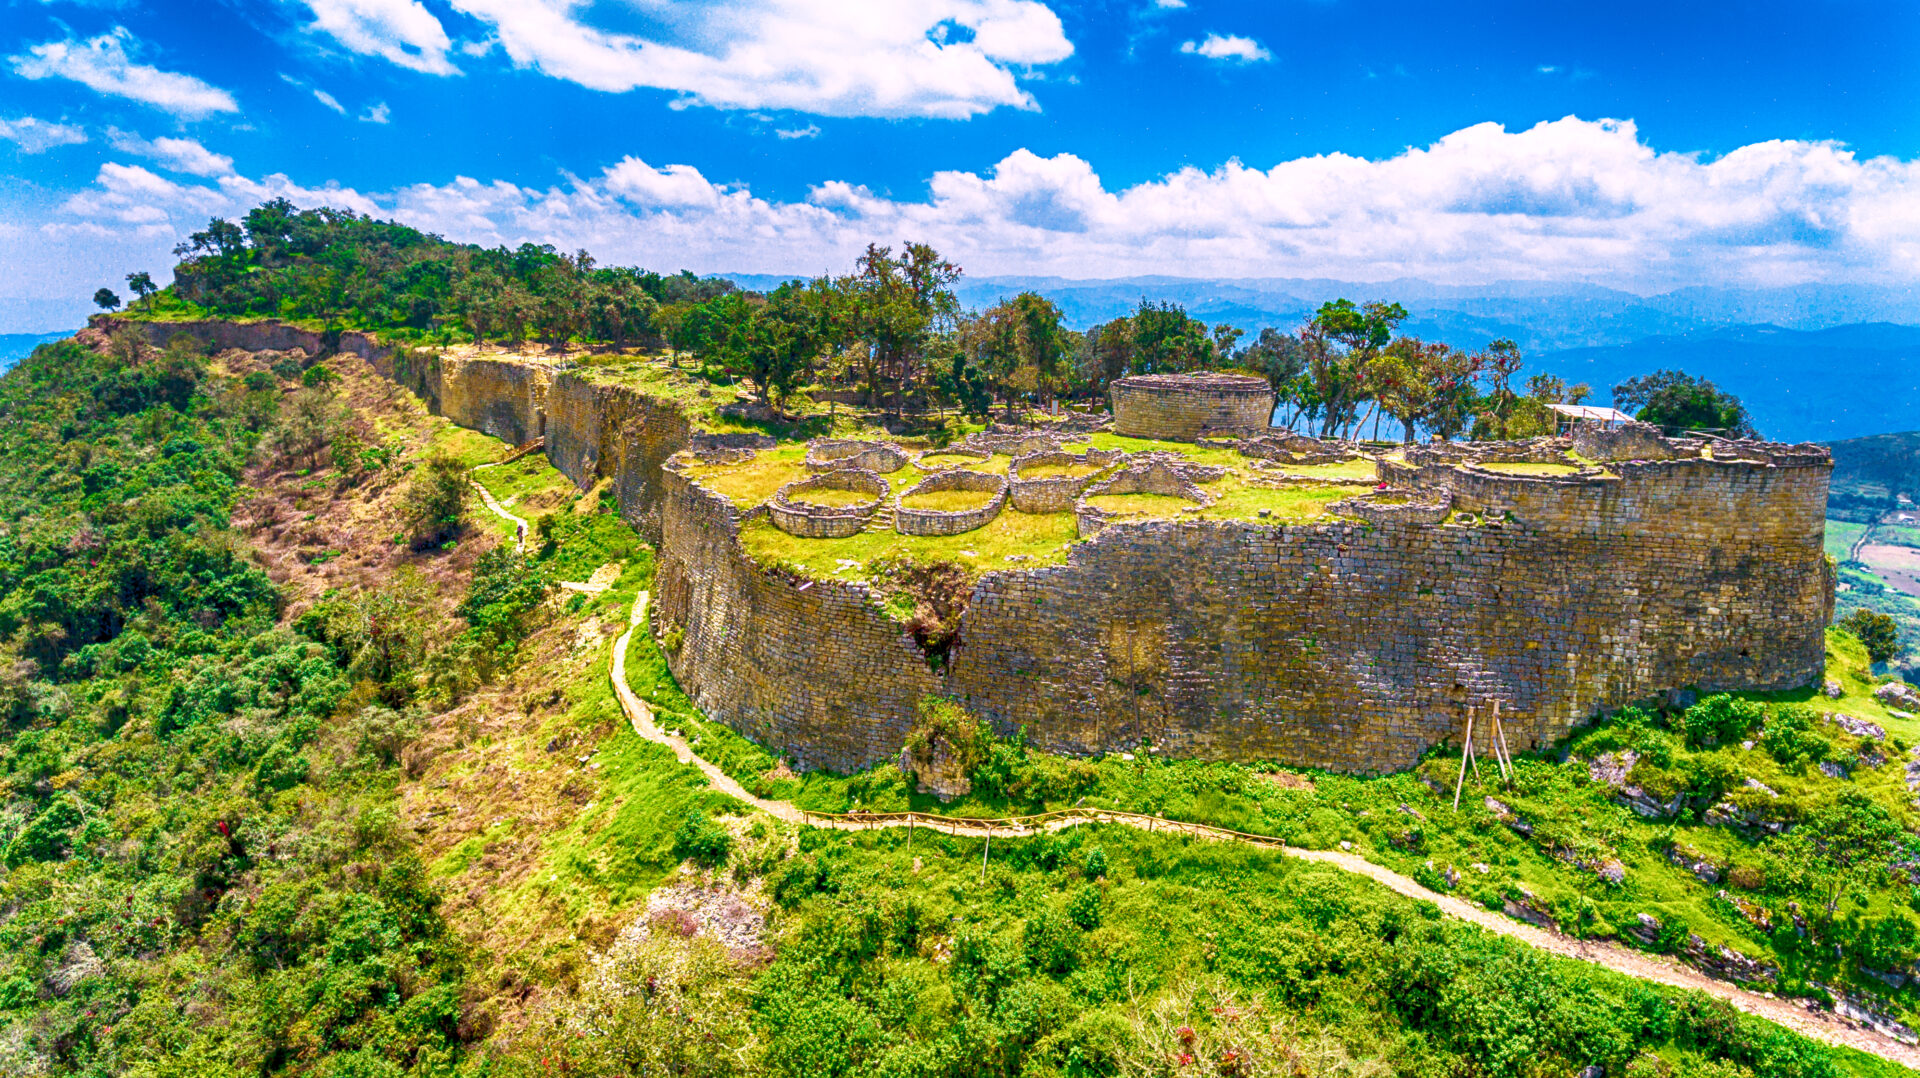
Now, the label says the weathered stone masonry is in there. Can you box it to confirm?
[1111,372,1275,441]
[107,318,1834,775]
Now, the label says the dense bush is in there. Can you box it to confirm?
[0,336,473,1074]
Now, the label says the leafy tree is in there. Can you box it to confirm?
[1839,608,1899,664]
[1130,299,1212,375]
[125,270,158,308]
[400,452,470,545]
[844,242,962,416]
[1613,370,1758,438]
[93,287,121,311]
[1241,327,1307,401]
[1305,298,1406,438]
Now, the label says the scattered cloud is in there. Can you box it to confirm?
[107,130,235,177]
[35,117,1920,293]
[313,89,346,114]
[9,27,240,119]
[440,0,1074,119]
[302,0,459,75]
[1537,64,1560,75]
[1180,33,1272,63]
[360,101,392,124]
[1154,0,1188,8]
[776,124,821,140]
[0,115,87,153]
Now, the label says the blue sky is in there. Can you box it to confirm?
[1,0,1917,327]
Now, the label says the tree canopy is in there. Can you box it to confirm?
[1614,369,1759,438]
[117,199,1720,443]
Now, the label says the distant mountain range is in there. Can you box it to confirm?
[1825,429,1920,521]
[723,274,1920,352]
[0,331,72,371]
[1536,323,1920,444]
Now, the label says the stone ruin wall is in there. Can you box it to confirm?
[653,468,940,771]
[1110,375,1276,441]
[98,317,1836,774]
[101,317,703,545]
[947,459,1833,772]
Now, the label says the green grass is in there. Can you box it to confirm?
[789,485,879,508]
[901,487,1000,511]
[1472,461,1587,476]
[920,451,995,469]
[1201,482,1351,522]
[1828,518,1870,562]
[1017,461,1104,479]
[739,509,1081,582]
[431,424,515,469]
[1266,458,1380,480]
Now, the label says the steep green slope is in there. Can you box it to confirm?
[0,334,478,1074]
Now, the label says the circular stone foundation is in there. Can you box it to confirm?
[895,470,1008,536]
[770,469,889,538]
[1110,372,1275,442]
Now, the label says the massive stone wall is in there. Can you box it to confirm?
[653,467,941,771]
[543,374,700,543]
[98,317,1833,775]
[946,455,1833,771]
[646,441,1830,774]
[102,317,704,544]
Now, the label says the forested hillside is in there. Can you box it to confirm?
[0,329,479,1072]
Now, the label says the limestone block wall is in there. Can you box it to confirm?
[653,466,941,771]
[543,374,697,542]
[944,455,1829,772]
[435,357,551,446]
[1111,373,1276,441]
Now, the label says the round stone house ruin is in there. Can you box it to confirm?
[895,470,1009,536]
[1110,372,1276,441]
[769,469,889,538]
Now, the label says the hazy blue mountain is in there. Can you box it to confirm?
[718,273,1920,355]
[0,331,73,371]
[1538,323,1920,443]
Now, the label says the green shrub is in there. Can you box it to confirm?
[672,810,733,868]
[1682,694,1766,748]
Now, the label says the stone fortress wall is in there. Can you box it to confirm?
[104,318,1836,775]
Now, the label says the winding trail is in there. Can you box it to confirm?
[608,590,1920,1069]
[471,461,530,553]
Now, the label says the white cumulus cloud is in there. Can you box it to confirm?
[314,89,347,114]
[0,115,87,153]
[442,0,1074,118]
[1181,33,1271,63]
[303,0,459,74]
[25,117,1920,295]
[360,101,392,124]
[107,131,235,177]
[9,28,239,119]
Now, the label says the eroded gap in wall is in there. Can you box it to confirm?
[874,559,972,672]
